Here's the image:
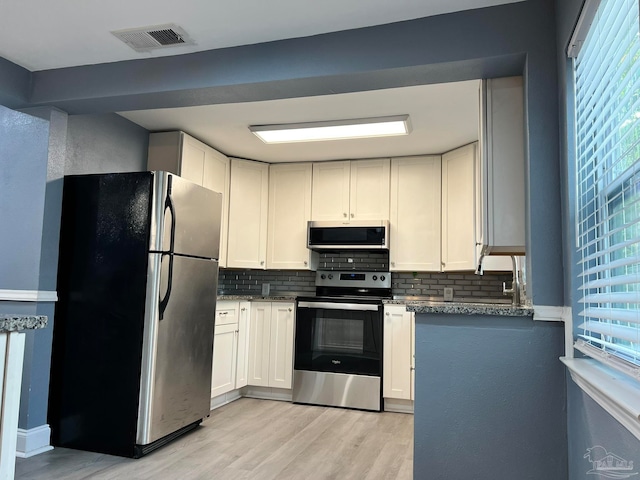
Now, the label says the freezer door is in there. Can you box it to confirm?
[150,172,222,260]
[137,253,218,445]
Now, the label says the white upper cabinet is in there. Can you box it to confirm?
[479,76,526,255]
[311,161,351,221]
[349,159,391,221]
[390,156,441,272]
[267,163,318,270]
[311,159,390,222]
[227,158,269,269]
[442,144,477,271]
[147,131,230,266]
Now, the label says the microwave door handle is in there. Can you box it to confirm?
[297,301,380,311]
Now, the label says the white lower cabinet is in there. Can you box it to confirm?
[235,302,251,389]
[211,300,250,398]
[383,305,415,401]
[248,301,295,389]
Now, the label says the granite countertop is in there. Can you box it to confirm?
[0,314,48,332]
[401,301,533,317]
[217,295,298,302]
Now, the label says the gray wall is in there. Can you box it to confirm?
[65,113,149,175]
[2,0,563,307]
[555,1,640,478]
[0,105,148,431]
[414,313,567,480]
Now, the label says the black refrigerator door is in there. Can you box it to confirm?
[49,172,154,457]
[152,172,222,260]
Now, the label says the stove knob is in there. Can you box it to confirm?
[380,275,386,281]
[320,274,326,280]
[372,275,378,281]
[328,274,334,280]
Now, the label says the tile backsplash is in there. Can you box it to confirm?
[218,252,513,302]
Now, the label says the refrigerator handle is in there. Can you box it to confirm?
[159,187,176,320]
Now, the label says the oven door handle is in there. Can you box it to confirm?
[297,301,380,311]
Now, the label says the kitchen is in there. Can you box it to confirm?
[0,1,590,479]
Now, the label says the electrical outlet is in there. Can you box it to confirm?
[261,283,270,296]
[443,287,454,302]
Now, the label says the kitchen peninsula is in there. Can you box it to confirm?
[0,314,48,480]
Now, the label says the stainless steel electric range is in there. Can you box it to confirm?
[293,270,391,412]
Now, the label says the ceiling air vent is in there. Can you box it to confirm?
[111,24,195,52]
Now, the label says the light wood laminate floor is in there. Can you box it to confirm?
[15,398,413,480]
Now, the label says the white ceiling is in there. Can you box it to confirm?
[0,0,520,163]
[0,0,523,72]
[119,80,481,163]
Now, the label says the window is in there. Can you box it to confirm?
[573,0,640,378]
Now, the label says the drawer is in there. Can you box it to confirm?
[215,308,238,326]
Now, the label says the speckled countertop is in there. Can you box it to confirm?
[0,315,48,332]
[401,301,533,317]
[218,295,532,316]
[217,295,298,302]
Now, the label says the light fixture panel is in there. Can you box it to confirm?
[249,115,411,144]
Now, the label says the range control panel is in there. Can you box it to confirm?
[315,270,391,289]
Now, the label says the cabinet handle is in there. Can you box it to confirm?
[241,307,246,312]
[303,261,308,266]
[288,308,292,312]
[343,212,347,217]
[391,262,395,267]
[441,262,445,267]
[386,312,390,316]
[260,260,264,266]
[350,213,354,218]
[219,311,228,315]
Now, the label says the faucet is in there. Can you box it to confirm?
[502,255,521,306]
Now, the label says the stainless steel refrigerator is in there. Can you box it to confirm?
[49,171,221,458]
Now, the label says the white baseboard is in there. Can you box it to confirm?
[15,424,53,458]
[0,290,58,302]
[243,386,293,402]
[384,398,414,414]
[210,390,242,411]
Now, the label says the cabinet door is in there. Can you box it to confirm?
[268,303,295,389]
[311,161,351,221]
[147,131,183,177]
[227,159,269,268]
[383,305,412,400]
[235,302,251,389]
[442,144,476,271]
[410,311,415,401]
[350,158,390,221]
[481,76,526,254]
[267,164,317,270]
[248,302,271,387]
[203,148,230,267]
[211,323,238,398]
[390,156,442,271]
[180,134,207,185]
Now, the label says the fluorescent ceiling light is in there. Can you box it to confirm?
[249,115,411,144]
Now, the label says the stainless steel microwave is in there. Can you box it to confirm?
[307,220,389,250]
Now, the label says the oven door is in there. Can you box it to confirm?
[295,300,382,376]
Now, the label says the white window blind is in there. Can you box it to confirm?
[574,0,640,379]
